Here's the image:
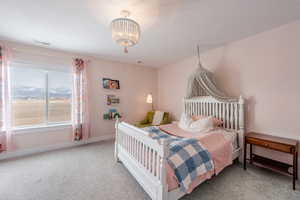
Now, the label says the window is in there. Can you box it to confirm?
[10,66,72,128]
[48,71,72,123]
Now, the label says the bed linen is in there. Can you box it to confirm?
[146,127,214,192]
[158,123,234,192]
[142,124,234,193]
[159,124,237,193]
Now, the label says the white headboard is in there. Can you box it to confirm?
[183,96,245,152]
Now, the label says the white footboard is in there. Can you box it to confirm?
[115,120,170,200]
[114,120,241,200]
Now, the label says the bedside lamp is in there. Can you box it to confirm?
[146,94,154,111]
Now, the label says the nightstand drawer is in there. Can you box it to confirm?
[247,137,292,153]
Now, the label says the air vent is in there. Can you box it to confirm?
[34,40,51,46]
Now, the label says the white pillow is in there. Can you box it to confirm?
[178,113,214,133]
[178,113,193,130]
[189,116,214,133]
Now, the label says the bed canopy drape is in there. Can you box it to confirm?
[185,46,238,102]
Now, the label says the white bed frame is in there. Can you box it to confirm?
[114,96,245,200]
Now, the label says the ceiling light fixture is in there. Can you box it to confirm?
[111,10,140,53]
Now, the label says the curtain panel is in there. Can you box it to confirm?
[0,45,13,152]
[72,58,90,141]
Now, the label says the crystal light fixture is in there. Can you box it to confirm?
[111,10,141,53]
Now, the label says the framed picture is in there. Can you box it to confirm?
[107,95,120,105]
[102,78,120,89]
[103,109,122,120]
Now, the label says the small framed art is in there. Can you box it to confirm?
[103,78,120,89]
[106,95,120,105]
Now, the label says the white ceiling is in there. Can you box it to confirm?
[1,0,300,67]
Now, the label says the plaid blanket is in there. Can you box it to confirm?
[143,127,214,192]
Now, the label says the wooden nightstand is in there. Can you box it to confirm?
[244,132,298,190]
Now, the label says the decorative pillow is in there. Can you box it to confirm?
[191,115,223,127]
[152,111,165,126]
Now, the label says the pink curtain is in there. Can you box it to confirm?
[72,58,90,141]
[0,45,13,152]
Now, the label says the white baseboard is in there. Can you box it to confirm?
[0,134,114,161]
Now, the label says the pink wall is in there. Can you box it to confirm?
[1,41,158,152]
[158,20,300,166]
[87,58,158,139]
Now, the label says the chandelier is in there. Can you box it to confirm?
[111,10,141,53]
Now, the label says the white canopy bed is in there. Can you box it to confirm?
[114,51,245,200]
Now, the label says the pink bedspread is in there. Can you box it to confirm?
[159,124,233,193]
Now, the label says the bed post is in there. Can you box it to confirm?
[114,117,120,162]
[158,139,170,200]
[238,96,245,163]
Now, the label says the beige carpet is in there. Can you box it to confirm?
[0,140,299,200]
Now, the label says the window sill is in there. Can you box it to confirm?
[12,123,72,135]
